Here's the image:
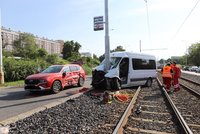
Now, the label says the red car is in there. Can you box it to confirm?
[24,64,86,93]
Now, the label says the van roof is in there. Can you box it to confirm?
[110,51,156,59]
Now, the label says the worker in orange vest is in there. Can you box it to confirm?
[161,63,173,93]
[171,61,181,91]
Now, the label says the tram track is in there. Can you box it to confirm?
[157,73,200,134]
[112,74,200,134]
[6,72,200,134]
[113,80,184,134]
[168,83,200,133]
[180,77,200,95]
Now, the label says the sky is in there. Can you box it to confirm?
[1,0,200,60]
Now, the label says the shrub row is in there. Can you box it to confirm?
[3,58,49,82]
[3,57,99,82]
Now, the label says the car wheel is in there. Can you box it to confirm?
[145,78,152,87]
[78,77,85,87]
[52,80,62,94]
[111,78,121,90]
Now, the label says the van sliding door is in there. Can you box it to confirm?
[119,58,129,84]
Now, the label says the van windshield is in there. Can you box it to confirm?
[110,57,122,69]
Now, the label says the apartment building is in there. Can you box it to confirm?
[1,27,64,55]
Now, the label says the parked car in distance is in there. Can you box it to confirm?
[182,66,189,71]
[24,64,86,93]
[189,66,198,72]
[195,67,200,73]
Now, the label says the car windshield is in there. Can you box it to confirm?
[110,57,122,69]
[41,65,64,73]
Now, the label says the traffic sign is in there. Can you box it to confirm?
[94,16,104,31]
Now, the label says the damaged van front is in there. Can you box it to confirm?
[91,54,124,90]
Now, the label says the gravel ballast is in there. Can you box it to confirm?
[8,89,135,134]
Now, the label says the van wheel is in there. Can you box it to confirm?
[112,78,121,90]
[52,80,62,94]
[78,77,85,87]
[145,78,152,87]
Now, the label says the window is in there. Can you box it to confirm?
[132,58,156,70]
[69,66,80,71]
[110,57,122,69]
[41,65,64,73]
[63,67,70,73]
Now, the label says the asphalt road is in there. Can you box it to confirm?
[0,77,92,122]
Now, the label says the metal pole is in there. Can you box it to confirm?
[0,8,4,84]
[104,0,110,71]
[185,45,187,66]
[139,40,141,52]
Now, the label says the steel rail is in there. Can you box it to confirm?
[156,78,193,134]
[180,77,200,86]
[112,86,141,134]
[180,83,200,98]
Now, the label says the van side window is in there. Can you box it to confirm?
[132,58,156,70]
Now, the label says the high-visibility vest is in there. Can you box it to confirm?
[162,66,172,78]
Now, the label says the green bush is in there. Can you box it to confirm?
[3,55,98,82]
[82,64,92,75]
[3,57,68,82]
[3,58,49,82]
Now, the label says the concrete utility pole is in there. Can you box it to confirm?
[0,9,4,84]
[104,0,110,71]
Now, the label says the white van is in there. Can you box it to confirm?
[91,52,157,89]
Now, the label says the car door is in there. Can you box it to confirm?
[69,66,80,84]
[62,66,73,86]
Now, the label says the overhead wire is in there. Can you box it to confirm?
[144,0,152,45]
[171,0,200,41]
[142,0,168,52]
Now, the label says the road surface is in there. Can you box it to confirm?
[0,77,92,122]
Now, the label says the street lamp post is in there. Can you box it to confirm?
[104,0,110,71]
[0,9,4,84]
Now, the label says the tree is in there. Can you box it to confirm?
[93,54,98,59]
[37,48,48,58]
[62,40,81,60]
[158,59,165,64]
[99,54,105,62]
[46,54,59,64]
[179,55,187,65]
[99,45,126,62]
[3,50,12,57]
[187,43,200,66]
[166,58,171,63]
[13,33,38,59]
[111,45,125,52]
